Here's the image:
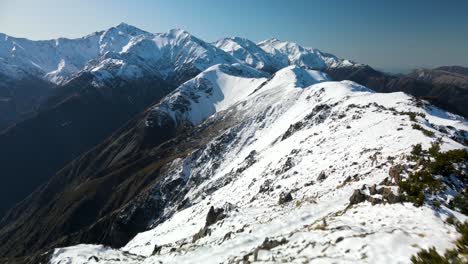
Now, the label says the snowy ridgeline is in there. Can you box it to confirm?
[50,66,467,263]
[0,23,357,86]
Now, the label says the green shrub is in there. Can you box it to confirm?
[412,124,435,137]
[428,142,441,157]
[446,215,457,225]
[456,222,468,255]
[399,170,444,207]
[452,188,468,215]
[400,147,467,208]
[410,247,448,264]
[411,144,423,156]
[422,129,435,137]
[411,222,468,264]
[400,111,426,122]
[428,149,468,177]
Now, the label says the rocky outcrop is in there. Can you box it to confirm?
[206,206,226,227]
[389,165,404,184]
[349,185,402,206]
[278,192,293,205]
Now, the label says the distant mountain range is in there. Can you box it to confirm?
[0,24,466,264]
[0,24,360,217]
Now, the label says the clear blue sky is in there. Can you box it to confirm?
[1,0,467,72]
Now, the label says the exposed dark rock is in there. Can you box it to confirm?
[222,231,233,242]
[152,245,162,255]
[246,237,289,262]
[280,157,295,174]
[205,206,225,227]
[278,192,293,205]
[304,181,314,187]
[88,256,99,262]
[317,171,327,181]
[367,196,383,205]
[192,226,211,243]
[236,150,257,173]
[335,237,344,243]
[258,237,288,250]
[389,165,404,184]
[350,185,402,206]
[259,180,272,193]
[281,121,304,140]
[381,187,402,204]
[349,190,367,205]
[379,177,392,186]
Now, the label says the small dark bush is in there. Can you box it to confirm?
[428,142,441,157]
[410,247,448,264]
[411,222,468,264]
[411,144,423,156]
[399,170,443,207]
[428,149,468,177]
[400,111,425,122]
[452,188,468,215]
[400,147,467,208]
[422,129,435,137]
[412,124,435,137]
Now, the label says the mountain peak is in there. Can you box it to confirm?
[266,65,330,89]
[166,28,192,39]
[115,22,139,30]
[258,38,282,45]
[107,22,148,36]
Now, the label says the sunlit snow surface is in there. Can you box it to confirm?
[51,67,467,264]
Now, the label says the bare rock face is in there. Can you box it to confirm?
[206,206,226,227]
[243,237,289,262]
[381,187,402,204]
[192,206,227,243]
[317,171,327,181]
[258,237,288,250]
[278,192,293,205]
[152,244,162,255]
[349,189,367,205]
[389,165,404,184]
[349,186,402,206]
[259,179,273,193]
[192,226,212,243]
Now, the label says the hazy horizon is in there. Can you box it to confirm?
[1,0,467,73]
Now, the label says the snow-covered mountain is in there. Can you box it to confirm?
[215,37,358,73]
[32,65,466,263]
[0,23,143,83]
[0,23,357,87]
[147,63,269,126]
[214,37,280,72]
[0,23,362,218]
[257,38,357,69]
[0,23,237,85]
[0,23,361,130]
[1,24,467,264]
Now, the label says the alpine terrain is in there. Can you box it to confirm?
[0,24,466,264]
